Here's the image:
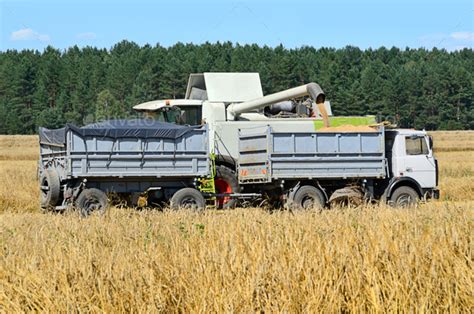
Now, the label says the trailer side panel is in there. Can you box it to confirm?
[238,126,386,183]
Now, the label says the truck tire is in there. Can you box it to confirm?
[76,188,108,217]
[39,168,61,210]
[329,187,364,207]
[170,188,206,210]
[290,185,325,210]
[389,186,419,208]
[215,165,239,209]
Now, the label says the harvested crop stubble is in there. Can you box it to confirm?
[1,204,473,312]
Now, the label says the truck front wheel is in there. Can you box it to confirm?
[389,186,419,208]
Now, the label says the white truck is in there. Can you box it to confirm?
[131,73,439,208]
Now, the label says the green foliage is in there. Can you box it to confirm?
[95,89,121,121]
[0,42,472,133]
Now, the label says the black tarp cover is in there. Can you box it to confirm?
[38,127,66,146]
[39,119,202,146]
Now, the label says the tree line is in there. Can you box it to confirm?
[0,41,472,134]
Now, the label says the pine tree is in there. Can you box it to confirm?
[0,43,472,133]
[96,89,120,121]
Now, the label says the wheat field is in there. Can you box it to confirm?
[0,132,473,312]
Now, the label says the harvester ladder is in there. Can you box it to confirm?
[197,153,217,209]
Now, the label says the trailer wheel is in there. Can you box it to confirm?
[290,185,325,210]
[76,188,109,217]
[215,165,239,209]
[389,186,419,208]
[170,188,205,210]
[39,168,61,211]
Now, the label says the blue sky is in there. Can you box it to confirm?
[1,0,472,51]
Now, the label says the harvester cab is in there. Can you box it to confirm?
[134,99,204,125]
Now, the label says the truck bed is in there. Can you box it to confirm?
[238,126,387,184]
[39,120,210,180]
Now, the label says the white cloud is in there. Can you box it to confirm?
[450,32,474,42]
[419,31,473,51]
[10,28,50,42]
[446,45,471,52]
[76,32,97,40]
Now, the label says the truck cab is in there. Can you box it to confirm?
[385,129,439,203]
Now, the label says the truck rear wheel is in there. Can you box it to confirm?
[290,185,325,210]
[389,186,419,208]
[170,188,206,210]
[39,168,61,211]
[76,188,109,217]
[215,165,239,209]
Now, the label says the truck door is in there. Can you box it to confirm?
[400,135,436,188]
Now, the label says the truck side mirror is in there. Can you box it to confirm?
[426,135,434,158]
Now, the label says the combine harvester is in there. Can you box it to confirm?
[39,73,439,215]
